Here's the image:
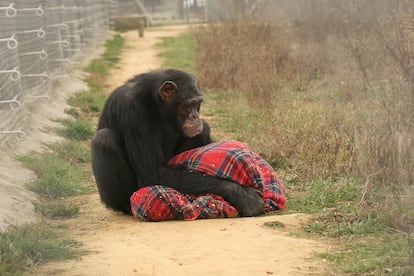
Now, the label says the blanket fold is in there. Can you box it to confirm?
[130,140,286,221]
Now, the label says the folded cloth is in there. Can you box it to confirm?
[130,140,286,221]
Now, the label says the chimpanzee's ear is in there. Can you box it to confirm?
[159,81,177,103]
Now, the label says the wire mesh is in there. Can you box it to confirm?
[0,0,119,146]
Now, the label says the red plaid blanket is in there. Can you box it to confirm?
[130,140,286,221]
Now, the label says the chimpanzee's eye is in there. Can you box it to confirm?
[180,99,202,116]
[190,103,201,114]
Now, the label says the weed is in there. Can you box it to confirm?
[0,224,80,274]
[35,202,79,219]
[57,118,94,141]
[263,221,285,229]
[320,233,409,275]
[68,91,106,114]
[46,140,90,163]
[103,34,124,63]
[288,177,362,214]
[84,59,111,74]
[18,153,87,199]
[85,77,104,95]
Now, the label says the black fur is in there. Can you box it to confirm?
[91,69,264,216]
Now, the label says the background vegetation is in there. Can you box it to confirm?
[189,1,413,274]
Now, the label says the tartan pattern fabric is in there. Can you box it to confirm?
[130,185,238,221]
[130,140,286,221]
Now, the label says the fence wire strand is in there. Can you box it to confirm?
[0,0,119,146]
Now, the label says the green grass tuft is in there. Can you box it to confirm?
[320,233,409,274]
[35,202,79,219]
[57,119,94,141]
[263,221,286,229]
[103,34,124,62]
[46,140,91,163]
[18,153,87,199]
[0,225,81,274]
[288,177,362,214]
[68,91,106,114]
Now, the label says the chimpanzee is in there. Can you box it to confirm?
[91,69,264,216]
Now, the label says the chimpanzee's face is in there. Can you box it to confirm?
[176,95,203,137]
[159,79,204,138]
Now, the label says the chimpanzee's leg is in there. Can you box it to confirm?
[91,129,137,214]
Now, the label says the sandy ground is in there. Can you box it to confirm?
[31,25,332,275]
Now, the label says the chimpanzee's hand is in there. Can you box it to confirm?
[227,184,264,217]
[161,169,264,216]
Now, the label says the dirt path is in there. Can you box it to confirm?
[36,25,331,276]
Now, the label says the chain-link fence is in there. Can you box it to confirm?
[0,0,119,147]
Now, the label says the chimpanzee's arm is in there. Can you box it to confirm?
[159,167,264,217]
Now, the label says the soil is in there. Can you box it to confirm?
[32,25,331,275]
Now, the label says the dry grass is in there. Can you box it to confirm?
[195,3,414,229]
[196,21,355,180]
